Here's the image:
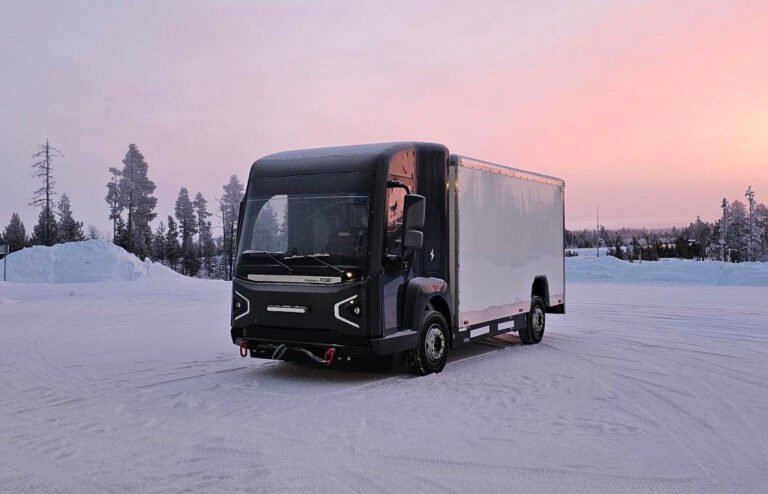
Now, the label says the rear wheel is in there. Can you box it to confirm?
[519,296,546,344]
[408,310,449,375]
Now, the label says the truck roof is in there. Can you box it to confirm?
[249,142,564,187]
[249,142,448,180]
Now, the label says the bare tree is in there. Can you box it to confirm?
[30,140,62,246]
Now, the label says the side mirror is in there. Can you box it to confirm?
[402,194,426,250]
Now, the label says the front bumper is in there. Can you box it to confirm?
[231,326,419,357]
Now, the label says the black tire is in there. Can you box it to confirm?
[407,310,450,375]
[519,296,546,344]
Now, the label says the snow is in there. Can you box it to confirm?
[1,248,768,492]
[3,240,181,283]
[567,255,768,286]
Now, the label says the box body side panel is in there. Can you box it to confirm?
[457,165,564,327]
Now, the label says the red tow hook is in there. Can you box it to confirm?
[323,347,336,366]
[239,340,249,358]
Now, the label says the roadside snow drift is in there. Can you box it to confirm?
[567,255,768,286]
[3,240,181,283]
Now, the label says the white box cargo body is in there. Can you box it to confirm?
[448,156,565,340]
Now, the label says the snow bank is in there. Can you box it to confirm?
[3,240,182,283]
[567,255,768,286]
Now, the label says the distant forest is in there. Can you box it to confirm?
[2,140,766,280]
[566,186,767,263]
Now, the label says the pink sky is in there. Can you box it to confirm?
[2,1,767,233]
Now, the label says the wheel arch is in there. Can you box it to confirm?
[531,276,550,307]
[426,295,452,346]
[402,277,451,339]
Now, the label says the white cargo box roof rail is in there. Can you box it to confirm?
[456,156,565,188]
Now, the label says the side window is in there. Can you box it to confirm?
[385,187,407,256]
[384,150,416,258]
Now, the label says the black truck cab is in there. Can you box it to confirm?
[231,142,452,373]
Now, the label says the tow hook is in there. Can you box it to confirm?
[323,347,336,366]
[239,340,249,358]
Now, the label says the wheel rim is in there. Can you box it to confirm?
[424,324,446,363]
[532,306,545,338]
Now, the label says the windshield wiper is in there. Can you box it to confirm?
[242,250,294,274]
[283,253,345,275]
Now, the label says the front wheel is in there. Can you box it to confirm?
[407,310,449,375]
[519,296,546,344]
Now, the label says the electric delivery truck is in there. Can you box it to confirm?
[231,142,565,375]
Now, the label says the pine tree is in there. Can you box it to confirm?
[152,221,167,265]
[56,193,85,243]
[105,167,123,241]
[757,203,768,261]
[201,232,217,278]
[31,208,59,246]
[117,144,157,258]
[165,215,181,272]
[2,213,28,252]
[175,187,199,276]
[193,192,214,277]
[87,226,101,240]
[175,188,197,244]
[728,200,747,262]
[745,186,761,262]
[30,140,62,246]
[114,217,128,249]
[219,175,244,280]
[193,193,212,252]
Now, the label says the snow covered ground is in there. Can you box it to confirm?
[1,246,767,492]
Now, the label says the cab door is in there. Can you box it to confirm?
[381,151,416,335]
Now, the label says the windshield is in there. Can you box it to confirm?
[237,193,371,274]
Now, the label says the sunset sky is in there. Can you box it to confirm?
[2,0,767,234]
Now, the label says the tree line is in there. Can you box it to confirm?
[103,143,245,279]
[5,141,766,271]
[566,186,768,262]
[1,140,245,280]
